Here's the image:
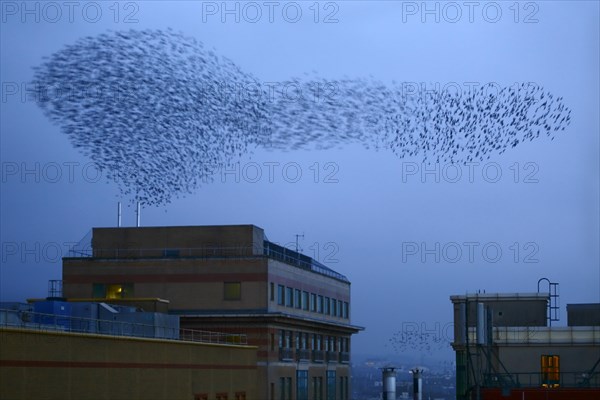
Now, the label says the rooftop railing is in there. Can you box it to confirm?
[65,241,349,282]
[0,309,247,346]
[483,371,600,388]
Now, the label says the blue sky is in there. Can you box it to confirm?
[1,1,599,362]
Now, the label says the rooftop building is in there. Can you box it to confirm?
[450,289,600,400]
[62,224,363,400]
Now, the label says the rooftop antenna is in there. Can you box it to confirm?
[136,201,142,227]
[294,233,304,252]
[117,202,122,227]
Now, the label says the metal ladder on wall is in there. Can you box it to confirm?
[538,278,559,326]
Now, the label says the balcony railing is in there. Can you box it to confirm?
[312,350,325,363]
[0,309,247,345]
[339,351,350,364]
[279,347,294,361]
[296,348,310,361]
[326,351,338,363]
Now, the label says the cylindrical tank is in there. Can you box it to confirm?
[381,367,396,400]
[477,302,487,345]
[411,368,423,400]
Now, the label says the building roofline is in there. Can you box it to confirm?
[177,312,364,333]
[450,292,550,302]
[93,224,261,230]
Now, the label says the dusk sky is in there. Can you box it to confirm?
[1,1,599,363]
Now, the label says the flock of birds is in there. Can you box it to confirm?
[31,29,571,206]
[388,328,449,355]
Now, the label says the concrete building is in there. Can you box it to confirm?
[62,225,363,400]
[450,292,600,400]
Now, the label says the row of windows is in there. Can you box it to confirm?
[276,330,350,353]
[271,283,349,319]
[276,371,348,400]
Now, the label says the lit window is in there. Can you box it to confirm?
[105,283,133,299]
[224,282,241,300]
[541,355,560,387]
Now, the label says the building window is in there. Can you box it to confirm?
[339,377,348,400]
[324,297,330,315]
[326,371,336,400]
[302,291,309,311]
[280,377,292,400]
[295,289,302,309]
[98,283,133,299]
[331,299,337,317]
[297,370,308,400]
[235,392,246,400]
[279,330,285,348]
[316,335,322,350]
[343,302,349,319]
[92,283,105,298]
[270,282,275,301]
[216,393,228,400]
[271,333,275,351]
[194,394,208,400]
[317,295,323,313]
[285,287,293,307]
[310,293,317,312]
[541,355,560,387]
[278,285,285,305]
[224,282,241,300]
[163,248,180,257]
[337,300,342,317]
[313,377,323,400]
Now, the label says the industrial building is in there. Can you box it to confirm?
[449,285,600,400]
[0,300,258,400]
[62,224,363,400]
